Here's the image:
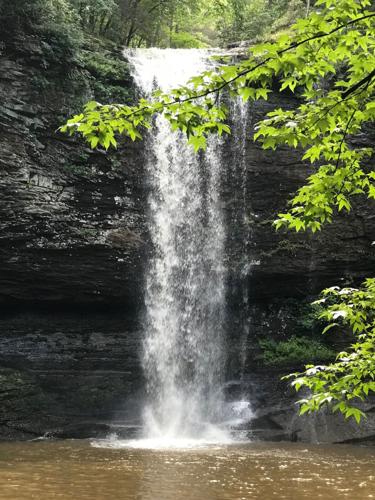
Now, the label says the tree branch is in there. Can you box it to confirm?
[123,12,375,118]
[334,108,357,171]
[342,68,375,99]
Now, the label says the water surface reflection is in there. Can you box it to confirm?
[0,441,374,499]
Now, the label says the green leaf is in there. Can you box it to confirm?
[188,135,207,152]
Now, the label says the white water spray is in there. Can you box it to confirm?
[126,49,229,446]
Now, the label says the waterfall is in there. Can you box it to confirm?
[126,49,229,445]
[232,96,253,381]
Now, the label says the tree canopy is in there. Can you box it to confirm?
[217,0,308,45]
[62,0,375,421]
[69,0,216,47]
[1,0,310,49]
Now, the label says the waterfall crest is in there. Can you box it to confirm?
[127,49,228,445]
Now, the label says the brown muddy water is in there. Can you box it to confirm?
[0,440,374,499]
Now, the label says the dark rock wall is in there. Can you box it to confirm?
[0,33,148,437]
[224,99,372,304]
[0,312,143,439]
[224,93,375,303]
[0,35,147,309]
[223,92,375,365]
[222,95,375,443]
[0,34,374,441]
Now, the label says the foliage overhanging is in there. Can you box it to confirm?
[62,0,375,421]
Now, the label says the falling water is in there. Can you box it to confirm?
[231,96,254,381]
[126,49,229,446]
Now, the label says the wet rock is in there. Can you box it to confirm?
[0,312,144,440]
[50,423,111,440]
[0,33,148,309]
[236,371,375,445]
[223,94,375,302]
[106,228,144,249]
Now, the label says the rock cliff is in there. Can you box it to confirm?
[0,31,147,310]
[0,30,147,438]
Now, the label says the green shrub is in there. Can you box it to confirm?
[82,50,129,81]
[80,44,133,103]
[259,336,336,367]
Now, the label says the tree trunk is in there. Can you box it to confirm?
[306,0,311,17]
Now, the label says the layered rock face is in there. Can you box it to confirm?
[0,34,374,441]
[0,312,144,439]
[0,34,147,309]
[222,94,375,444]
[0,33,147,437]
[224,91,375,365]
[224,93,375,302]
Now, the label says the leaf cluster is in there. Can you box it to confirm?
[285,279,375,423]
[64,0,375,231]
